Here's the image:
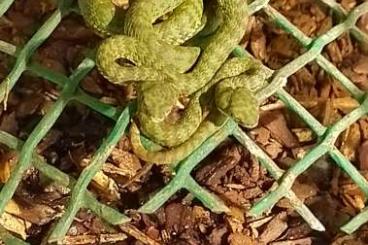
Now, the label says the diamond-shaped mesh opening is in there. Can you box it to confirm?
[0,0,368,243]
[282,63,362,127]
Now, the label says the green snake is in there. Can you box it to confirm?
[130,57,268,164]
[78,0,267,164]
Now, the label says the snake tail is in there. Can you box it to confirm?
[78,0,125,37]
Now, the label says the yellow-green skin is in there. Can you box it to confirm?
[78,0,267,164]
[130,57,268,164]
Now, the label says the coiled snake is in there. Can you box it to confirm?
[78,0,268,164]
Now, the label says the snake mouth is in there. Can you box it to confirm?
[142,99,185,124]
[239,117,259,129]
[159,99,187,123]
[157,96,202,124]
[111,0,130,9]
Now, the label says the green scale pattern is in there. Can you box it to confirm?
[0,0,367,244]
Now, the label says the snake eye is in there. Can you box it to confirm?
[116,58,136,67]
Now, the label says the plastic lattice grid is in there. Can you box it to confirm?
[0,0,368,244]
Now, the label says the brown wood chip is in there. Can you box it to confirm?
[359,140,368,170]
[259,212,288,244]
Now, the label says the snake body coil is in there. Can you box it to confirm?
[78,0,267,164]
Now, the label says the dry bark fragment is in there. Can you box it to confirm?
[229,233,257,245]
[0,151,16,183]
[260,110,299,148]
[250,127,271,146]
[80,76,104,96]
[360,118,368,140]
[226,206,245,233]
[4,198,57,226]
[15,94,44,118]
[63,233,127,245]
[0,112,18,135]
[164,203,194,235]
[0,212,31,240]
[120,224,161,245]
[110,148,142,177]
[353,56,368,74]
[359,140,368,170]
[341,0,357,11]
[196,144,241,182]
[78,157,121,202]
[339,171,368,211]
[250,19,267,61]
[339,123,361,162]
[208,225,228,245]
[37,129,62,153]
[277,179,318,209]
[258,212,288,244]
[270,237,313,245]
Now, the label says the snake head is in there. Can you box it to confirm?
[137,81,181,122]
[215,85,259,128]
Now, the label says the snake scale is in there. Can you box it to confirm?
[78,0,268,164]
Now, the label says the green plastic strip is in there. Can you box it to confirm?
[0,131,130,227]
[48,104,133,243]
[0,0,367,242]
[263,5,365,101]
[320,0,368,44]
[229,48,325,231]
[0,0,73,104]
[0,225,27,245]
[138,119,236,214]
[260,2,368,101]
[232,126,325,231]
[251,97,368,215]
[0,0,16,17]
[0,57,92,216]
[0,40,122,120]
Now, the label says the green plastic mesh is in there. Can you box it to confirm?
[0,0,368,243]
